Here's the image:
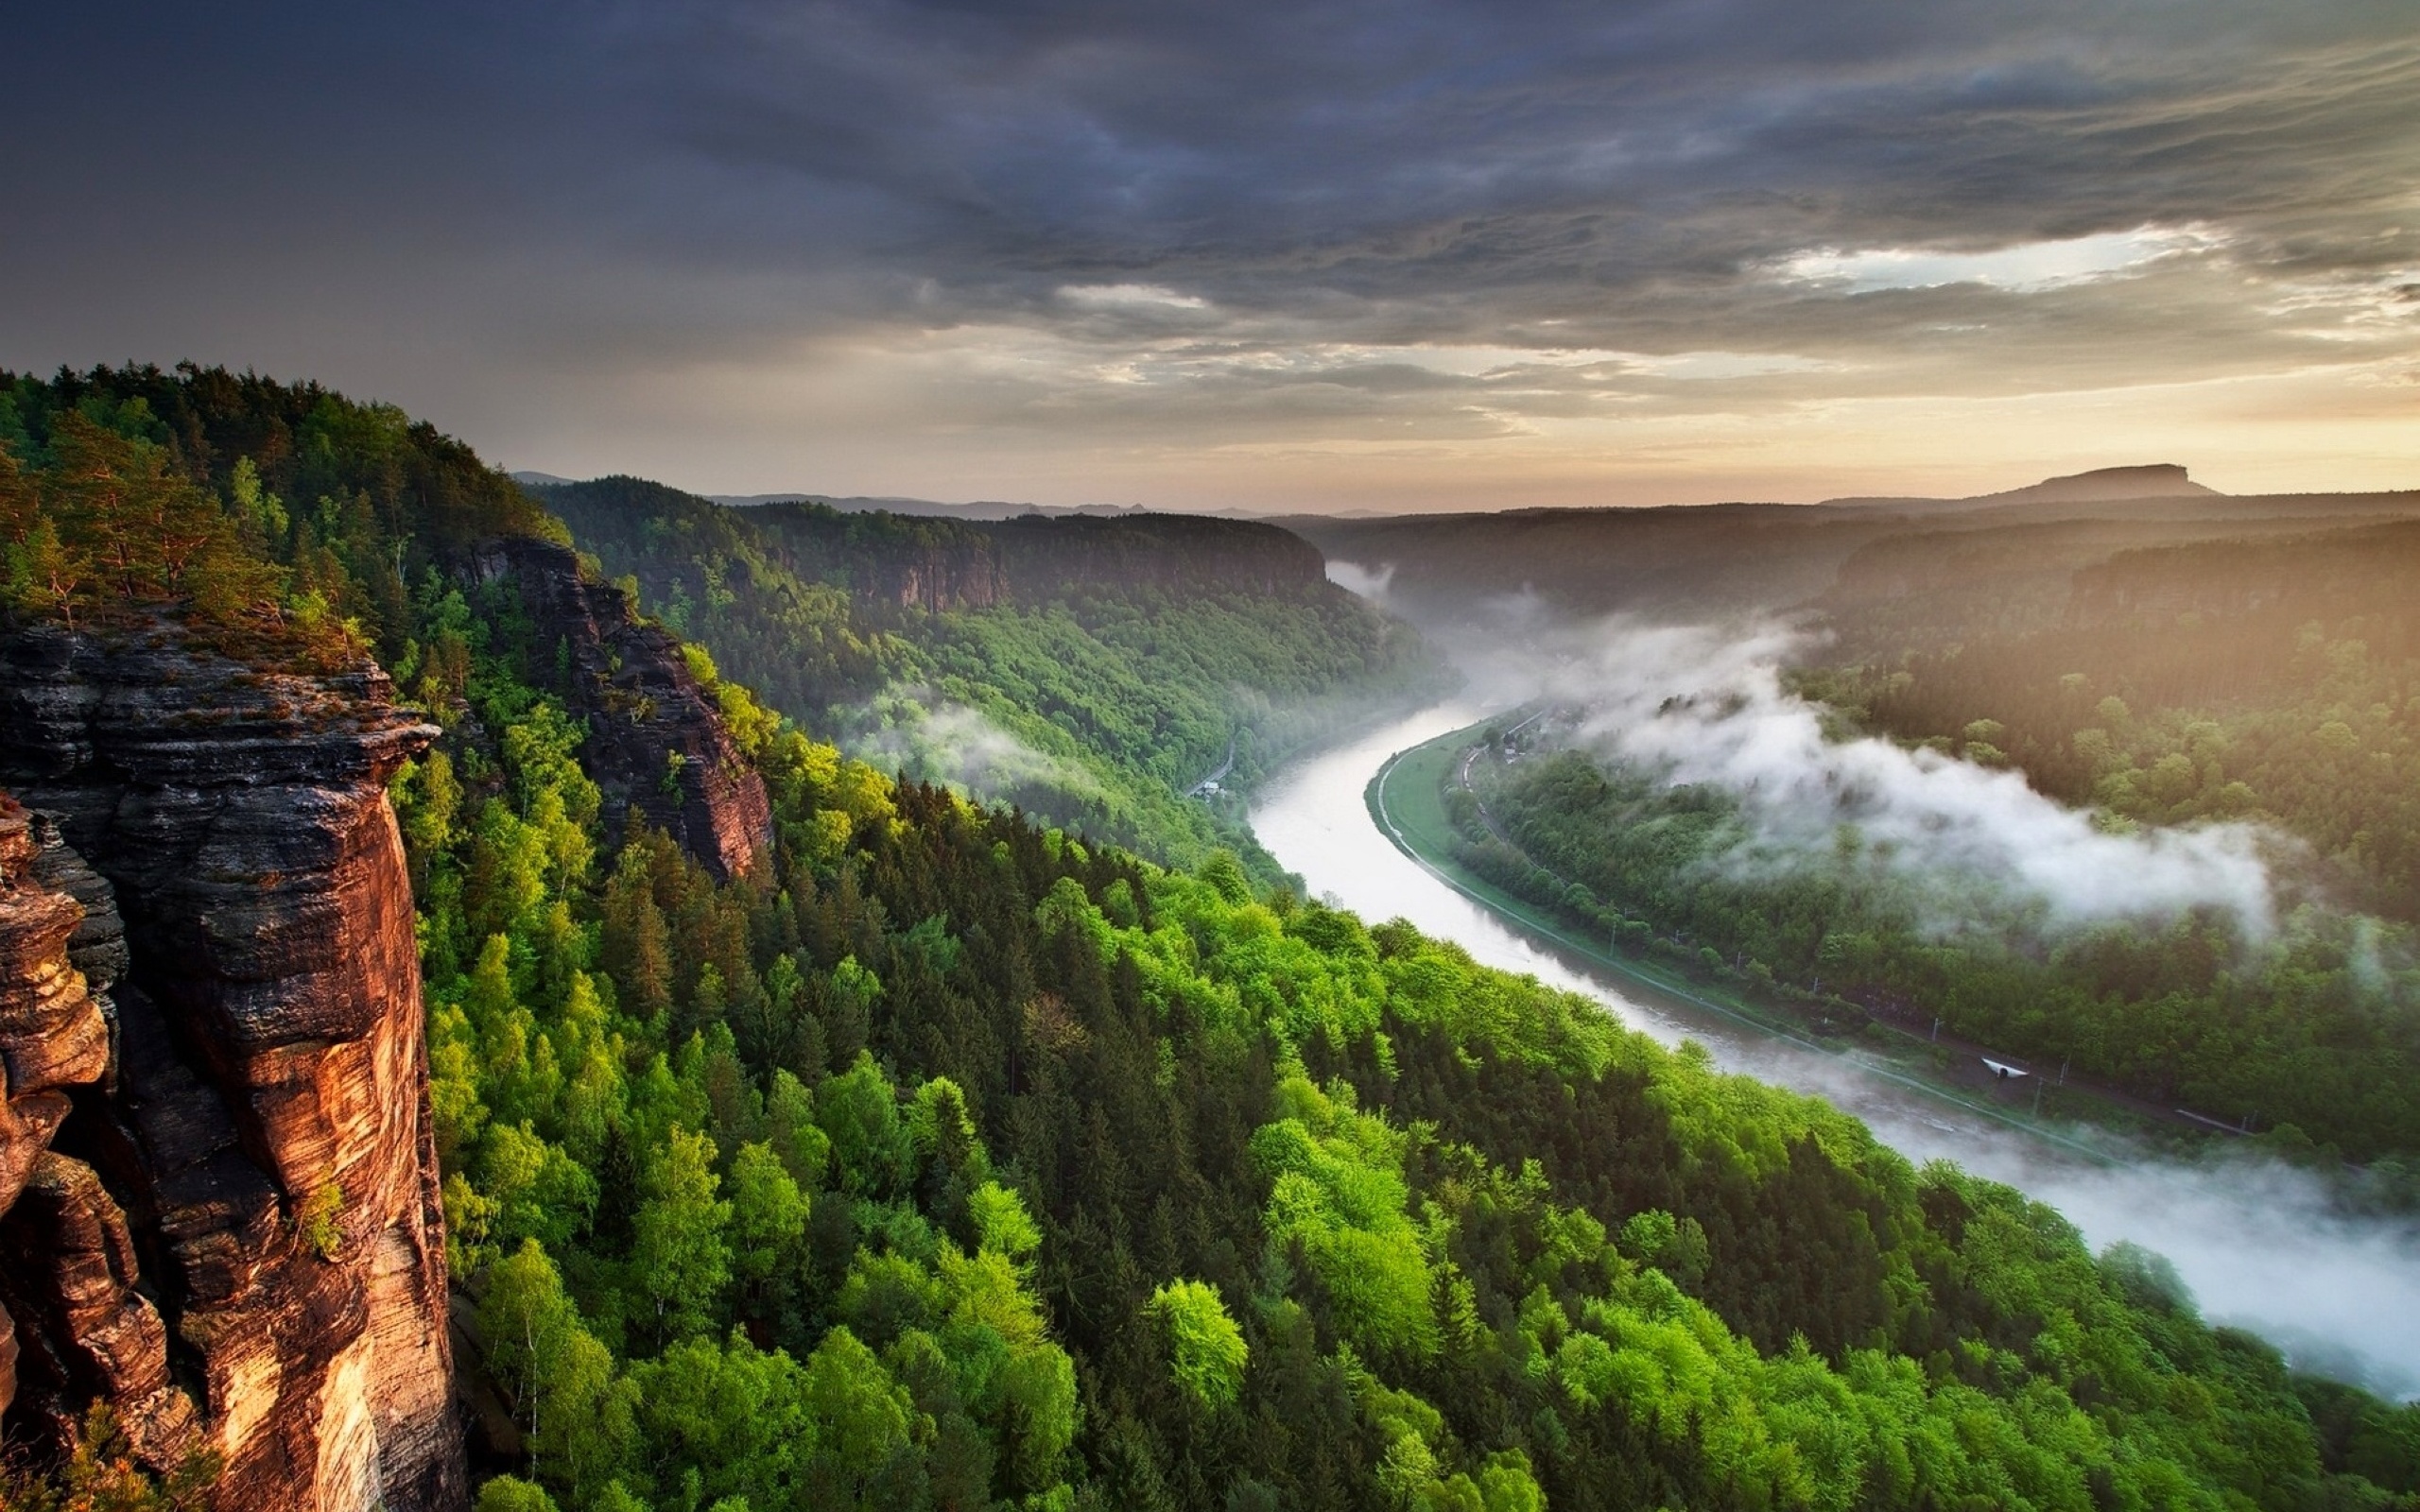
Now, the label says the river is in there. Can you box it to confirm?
[1251,699,2420,1397]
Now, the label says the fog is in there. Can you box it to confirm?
[1324,560,1396,603]
[1530,615,2281,929]
[1253,696,2420,1400]
[1743,1026,2420,1399]
[844,683,1098,801]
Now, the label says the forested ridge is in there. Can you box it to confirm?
[7,366,2420,1511]
[1802,521,2420,922]
[1413,507,2420,1177]
[529,474,1444,885]
[1456,737,2420,1175]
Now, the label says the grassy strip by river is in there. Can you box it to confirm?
[1366,716,2142,1165]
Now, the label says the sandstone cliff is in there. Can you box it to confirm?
[481,537,774,880]
[0,626,460,1512]
[992,512,1330,601]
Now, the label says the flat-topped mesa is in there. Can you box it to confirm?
[0,624,459,1512]
[479,536,774,880]
[1983,463,2221,506]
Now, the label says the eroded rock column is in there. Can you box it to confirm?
[0,627,460,1512]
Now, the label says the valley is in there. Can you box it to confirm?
[11,5,2418,1506]
[1253,704,2420,1398]
[3,369,2417,1510]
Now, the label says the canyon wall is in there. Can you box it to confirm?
[738,502,1330,612]
[0,626,460,1512]
[992,512,1330,601]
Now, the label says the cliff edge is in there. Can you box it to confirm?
[481,538,773,880]
[0,625,459,1512]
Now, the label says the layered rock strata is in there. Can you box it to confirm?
[480,537,773,879]
[0,800,156,1448]
[0,625,460,1512]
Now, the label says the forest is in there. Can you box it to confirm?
[1798,520,2420,922]
[6,364,2420,1510]
[1398,503,2420,1179]
[1458,737,2420,1174]
[530,474,1443,884]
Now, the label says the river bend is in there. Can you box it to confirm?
[1251,700,2420,1397]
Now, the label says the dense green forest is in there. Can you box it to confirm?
[0,363,555,662]
[9,365,2420,1510]
[1796,522,2420,923]
[529,475,1443,884]
[1451,734,2420,1175]
[1322,499,2420,1172]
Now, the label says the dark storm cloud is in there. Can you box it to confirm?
[3,1,2413,492]
[618,3,2417,280]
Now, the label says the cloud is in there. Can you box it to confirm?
[1772,227,2225,294]
[3,3,2416,501]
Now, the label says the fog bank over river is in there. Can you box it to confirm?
[1251,700,2420,1399]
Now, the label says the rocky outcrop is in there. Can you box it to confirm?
[0,625,459,1512]
[480,537,774,880]
[852,536,1011,613]
[994,513,1330,600]
[0,804,109,1228]
[0,799,165,1455]
[0,1149,198,1467]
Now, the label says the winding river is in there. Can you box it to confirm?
[1251,699,2420,1397]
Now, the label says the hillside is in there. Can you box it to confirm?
[1284,473,2420,628]
[528,474,1446,884]
[1285,469,2420,1172]
[7,370,2420,1510]
[1443,719,2420,1168]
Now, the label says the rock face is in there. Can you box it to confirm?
[851,535,1011,613]
[0,804,109,1228]
[481,537,774,880]
[820,512,1329,612]
[0,799,152,1450]
[0,625,460,1512]
[993,513,1331,601]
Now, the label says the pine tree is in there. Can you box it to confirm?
[10,517,90,629]
[47,412,160,604]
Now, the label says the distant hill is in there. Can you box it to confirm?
[1983,462,2220,504]
[1823,463,2223,513]
[710,491,1116,521]
[513,475,1113,521]
[1282,467,2420,627]
[716,492,1297,523]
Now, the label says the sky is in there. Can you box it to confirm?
[5,1,2416,511]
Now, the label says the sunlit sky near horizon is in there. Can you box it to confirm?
[6,3,2417,511]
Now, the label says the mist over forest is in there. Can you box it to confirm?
[7,0,2420,1506]
[1293,468,2420,1400]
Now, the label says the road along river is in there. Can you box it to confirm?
[1250,699,2420,1396]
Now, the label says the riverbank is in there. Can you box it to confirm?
[1248,700,2420,1395]
[1366,715,2169,1164]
